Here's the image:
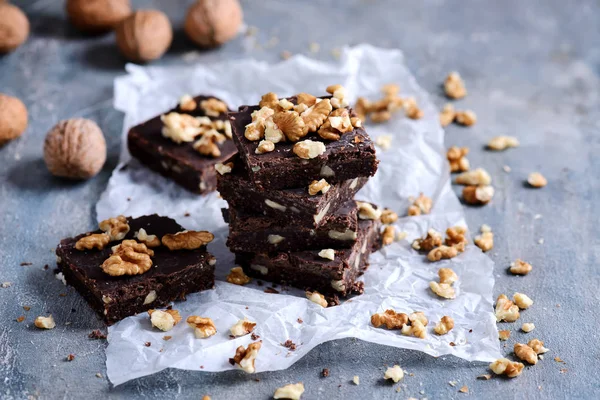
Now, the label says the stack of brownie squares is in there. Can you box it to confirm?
[218,86,382,302]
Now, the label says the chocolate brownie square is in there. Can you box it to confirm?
[128,95,237,194]
[235,217,382,297]
[225,200,359,253]
[56,215,215,325]
[229,96,378,190]
[217,155,368,227]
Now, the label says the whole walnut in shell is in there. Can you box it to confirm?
[184,0,243,48]
[0,3,29,53]
[0,94,28,145]
[116,10,173,62]
[43,119,107,180]
[66,0,131,33]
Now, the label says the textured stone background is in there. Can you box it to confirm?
[1,0,599,399]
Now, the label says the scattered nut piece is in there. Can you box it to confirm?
[427,245,459,262]
[384,365,405,383]
[318,249,335,261]
[200,98,228,117]
[455,168,491,186]
[161,112,203,143]
[371,309,408,330]
[293,140,326,159]
[487,136,519,151]
[226,267,251,285]
[445,226,468,250]
[301,98,333,133]
[527,172,547,188]
[382,226,396,246]
[474,225,494,251]
[193,129,226,158]
[306,291,327,307]
[297,92,317,107]
[412,229,443,251]
[407,193,433,216]
[371,110,391,123]
[489,358,524,378]
[375,135,393,150]
[149,309,182,332]
[162,230,214,250]
[232,342,261,373]
[528,339,549,355]
[446,146,470,173]
[273,383,304,400]
[514,343,538,364]
[380,209,398,224]
[438,268,458,284]
[444,72,467,99]
[187,316,217,338]
[255,139,275,154]
[352,376,360,385]
[463,185,494,205]
[34,315,56,330]
[498,330,511,341]
[439,104,456,127]
[455,110,477,126]
[215,162,233,175]
[101,240,154,276]
[510,259,532,275]
[99,215,130,241]
[402,319,427,339]
[230,318,256,337]
[521,323,535,333]
[75,233,110,251]
[459,385,469,394]
[513,293,534,309]
[356,201,382,220]
[134,228,161,248]
[429,281,456,299]
[434,316,454,335]
[409,311,428,326]
[308,179,331,196]
[495,294,520,322]
[477,374,492,380]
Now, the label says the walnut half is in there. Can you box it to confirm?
[232,341,262,373]
[101,240,154,276]
[162,230,214,250]
[99,215,130,241]
[371,309,408,330]
[75,233,110,251]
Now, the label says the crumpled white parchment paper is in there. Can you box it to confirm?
[97,45,501,386]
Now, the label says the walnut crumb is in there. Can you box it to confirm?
[215,162,233,175]
[510,259,532,275]
[434,316,455,335]
[495,294,520,322]
[321,368,329,377]
[230,318,256,337]
[527,172,547,188]
[380,208,398,224]
[101,240,154,276]
[444,72,467,99]
[66,354,75,362]
[226,267,251,285]
[440,104,456,127]
[459,385,469,394]
[306,291,327,307]
[179,94,197,111]
[273,382,304,400]
[384,365,405,382]
[375,135,393,150]
[521,323,535,333]
[513,293,533,309]
[528,338,549,355]
[34,315,56,330]
[489,358,524,378]
[318,249,335,261]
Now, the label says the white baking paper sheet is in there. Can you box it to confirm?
[97,45,501,385]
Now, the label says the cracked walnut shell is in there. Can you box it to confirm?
[0,94,28,145]
[102,240,154,276]
[75,233,110,251]
[99,215,130,241]
[162,230,214,250]
[371,309,408,330]
[44,118,107,180]
[0,3,29,53]
[185,0,242,48]
[116,10,173,62]
[187,316,217,338]
[233,341,261,373]
[226,267,251,285]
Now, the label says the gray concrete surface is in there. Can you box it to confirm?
[1,0,599,398]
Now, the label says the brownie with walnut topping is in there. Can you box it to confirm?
[56,215,215,325]
[228,96,378,190]
[128,95,237,194]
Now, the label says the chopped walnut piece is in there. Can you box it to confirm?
[134,228,161,248]
[513,293,533,309]
[354,97,370,121]
[187,316,217,338]
[179,94,197,111]
[382,226,396,246]
[233,342,261,373]
[308,179,331,195]
[264,118,286,143]
[75,233,110,251]
[521,323,535,333]
[445,226,468,251]
[510,259,532,275]
[200,98,228,117]
[495,294,520,322]
[99,215,130,241]
[409,311,428,326]
[514,343,538,364]
[215,162,233,175]
[490,358,524,378]
[149,309,182,332]
[327,84,349,109]
[371,309,408,330]
[161,112,204,143]
[407,193,433,216]
[193,129,226,158]
[444,72,467,99]
[296,92,317,107]
[439,104,456,127]
[306,291,327,307]
[528,338,549,355]
[459,385,469,394]
[230,318,256,337]
[412,229,443,251]
[380,209,398,224]
[384,365,405,382]
[455,110,477,126]
[226,267,251,285]
[318,249,335,261]
[259,92,279,109]
[375,135,392,150]
[498,330,511,341]
[474,225,494,252]
[455,168,491,186]
[401,319,427,339]
[356,201,382,220]
[255,139,275,154]
[370,110,391,123]
[405,101,423,120]
[101,240,154,276]
[487,136,519,151]
[463,185,495,205]
[273,111,306,142]
[427,245,459,262]
[382,83,400,97]
[527,172,547,188]
[320,108,353,139]
[273,383,305,400]
[429,282,456,299]
[438,268,458,284]
[34,315,56,330]
[162,230,214,250]
[301,98,332,133]
[293,140,326,159]
[447,146,470,173]
[279,98,294,111]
